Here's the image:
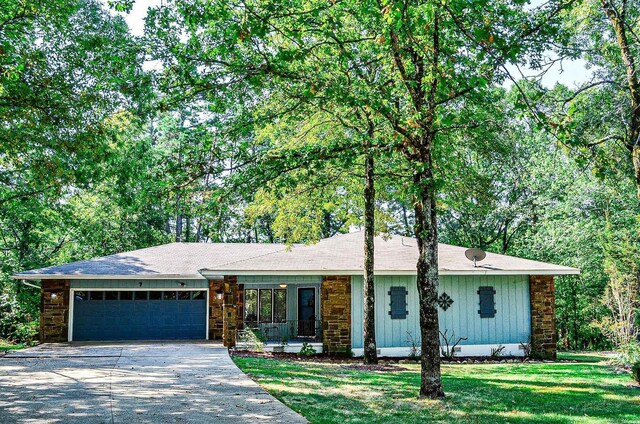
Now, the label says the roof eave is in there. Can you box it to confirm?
[12,274,207,281]
[199,268,581,277]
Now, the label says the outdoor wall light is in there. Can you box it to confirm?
[179,282,186,287]
[279,284,288,288]
[216,291,223,300]
[51,293,58,300]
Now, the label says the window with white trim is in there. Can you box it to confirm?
[244,288,287,323]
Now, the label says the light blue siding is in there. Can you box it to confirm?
[239,275,322,322]
[70,279,209,289]
[351,275,531,348]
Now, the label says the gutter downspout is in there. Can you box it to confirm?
[20,280,41,290]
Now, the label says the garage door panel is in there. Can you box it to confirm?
[72,291,206,341]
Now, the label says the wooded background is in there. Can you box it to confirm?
[1,0,638,356]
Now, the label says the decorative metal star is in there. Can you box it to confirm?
[437,292,454,311]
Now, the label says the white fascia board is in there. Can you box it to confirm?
[16,267,579,280]
[199,269,580,277]
[12,274,208,281]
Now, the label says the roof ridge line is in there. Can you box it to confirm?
[198,244,291,271]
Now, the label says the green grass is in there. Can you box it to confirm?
[0,341,23,351]
[233,355,640,423]
[557,351,614,363]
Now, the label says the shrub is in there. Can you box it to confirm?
[237,327,265,352]
[298,341,316,357]
[406,331,420,360]
[632,362,640,385]
[491,344,506,358]
[616,342,640,366]
[0,289,39,345]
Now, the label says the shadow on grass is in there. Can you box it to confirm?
[234,357,640,424]
[557,351,612,363]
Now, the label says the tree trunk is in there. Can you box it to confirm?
[176,212,183,242]
[601,0,640,198]
[633,146,640,199]
[413,149,445,399]
[363,149,377,364]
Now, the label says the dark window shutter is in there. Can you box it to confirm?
[388,287,408,319]
[477,286,496,318]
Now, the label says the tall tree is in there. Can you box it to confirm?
[146,0,567,398]
[558,0,640,198]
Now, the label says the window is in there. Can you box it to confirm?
[75,291,87,301]
[178,291,191,300]
[273,289,287,323]
[149,291,162,300]
[388,287,408,319]
[134,291,148,300]
[163,291,177,300]
[191,291,205,300]
[245,288,287,323]
[259,289,272,323]
[88,291,104,301]
[245,289,258,322]
[119,291,133,300]
[105,291,118,301]
[477,286,496,318]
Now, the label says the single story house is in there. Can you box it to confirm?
[14,231,579,358]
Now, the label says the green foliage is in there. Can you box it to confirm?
[616,342,640,368]
[238,328,266,352]
[0,0,637,362]
[0,287,39,344]
[298,342,316,357]
[632,362,640,385]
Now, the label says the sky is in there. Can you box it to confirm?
[115,0,592,89]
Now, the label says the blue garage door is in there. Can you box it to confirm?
[72,290,207,341]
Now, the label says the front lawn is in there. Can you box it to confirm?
[0,339,25,352]
[232,353,640,423]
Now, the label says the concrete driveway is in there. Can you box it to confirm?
[0,342,307,423]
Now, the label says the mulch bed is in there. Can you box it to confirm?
[230,350,541,367]
[231,350,362,363]
[231,350,407,371]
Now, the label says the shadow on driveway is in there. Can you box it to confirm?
[0,342,307,423]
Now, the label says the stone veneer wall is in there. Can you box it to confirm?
[529,275,557,359]
[40,280,70,342]
[209,276,238,346]
[236,284,244,330]
[321,275,351,354]
[209,279,224,341]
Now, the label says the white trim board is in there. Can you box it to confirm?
[352,343,525,358]
[200,269,579,277]
[15,274,208,280]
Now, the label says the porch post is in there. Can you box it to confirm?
[321,275,352,355]
[222,276,238,348]
[209,276,238,346]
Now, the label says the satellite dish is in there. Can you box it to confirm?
[465,248,486,268]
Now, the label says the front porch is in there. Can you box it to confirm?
[237,319,324,353]
[209,274,352,354]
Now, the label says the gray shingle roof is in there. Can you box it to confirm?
[200,231,579,276]
[14,231,579,280]
[14,243,286,280]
